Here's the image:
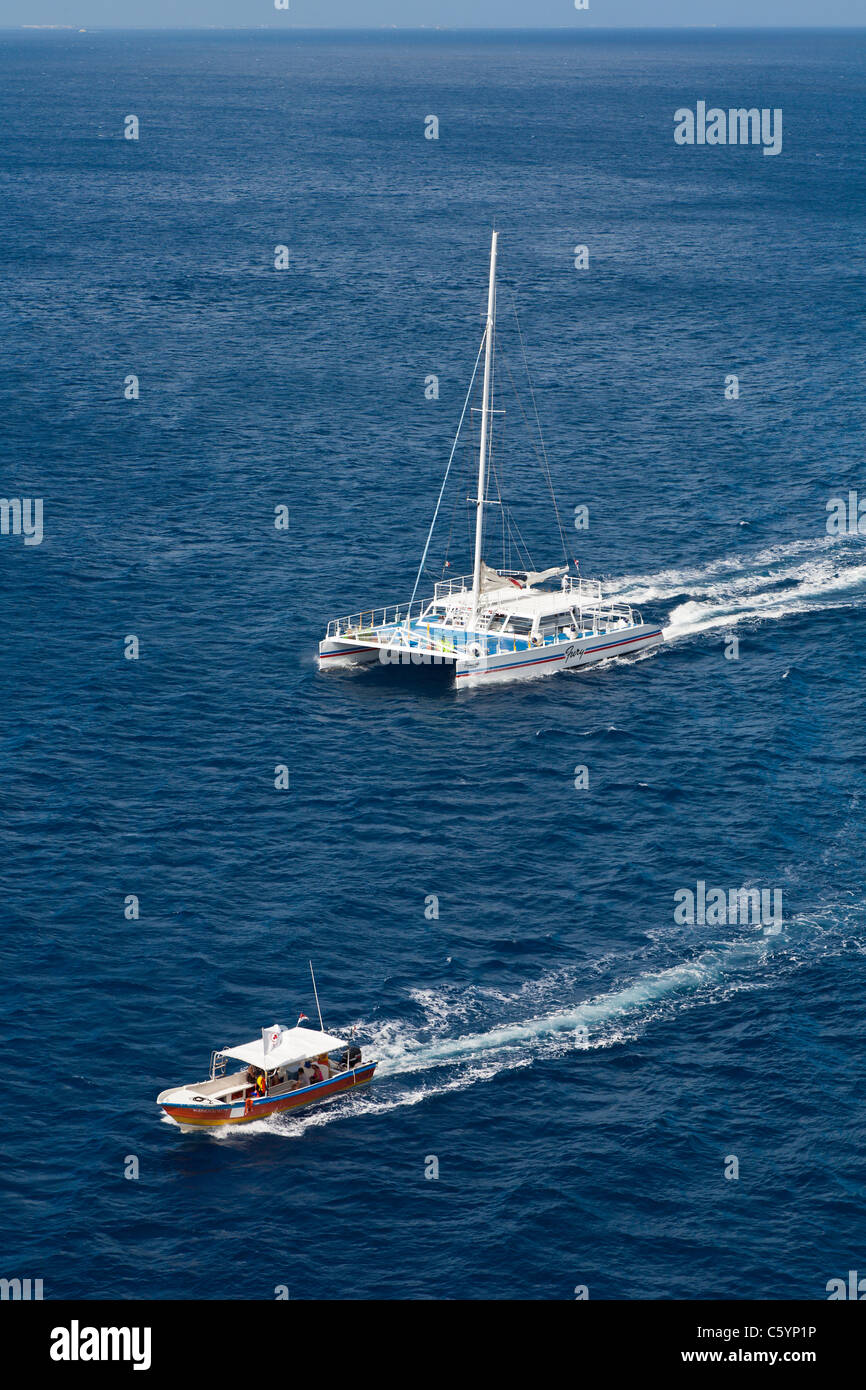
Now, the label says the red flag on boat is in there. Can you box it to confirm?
[297,1012,309,1025]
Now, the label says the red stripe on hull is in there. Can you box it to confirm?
[162,1066,376,1128]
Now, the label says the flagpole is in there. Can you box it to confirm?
[309,960,325,1032]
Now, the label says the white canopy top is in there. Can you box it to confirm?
[442,587,582,620]
[220,1026,348,1072]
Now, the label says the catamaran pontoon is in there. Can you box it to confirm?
[318,231,663,688]
[157,1023,376,1129]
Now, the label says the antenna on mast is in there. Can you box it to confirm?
[309,960,325,1032]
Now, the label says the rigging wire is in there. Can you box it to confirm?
[439,457,463,575]
[502,280,577,570]
[409,265,573,610]
[498,346,576,571]
[487,430,506,570]
[405,331,487,617]
[503,503,534,573]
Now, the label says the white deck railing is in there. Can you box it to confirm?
[432,571,606,604]
[327,573,614,636]
[326,597,430,640]
[326,604,643,655]
[562,574,604,603]
[433,573,473,599]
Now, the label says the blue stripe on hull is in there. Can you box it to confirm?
[455,630,663,678]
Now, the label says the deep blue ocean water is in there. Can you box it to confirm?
[2,28,865,1300]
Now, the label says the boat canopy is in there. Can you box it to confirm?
[220,1026,348,1071]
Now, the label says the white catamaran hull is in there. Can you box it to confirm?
[317,637,383,668]
[453,623,663,687]
[318,621,663,685]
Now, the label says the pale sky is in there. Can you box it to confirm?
[1,0,863,29]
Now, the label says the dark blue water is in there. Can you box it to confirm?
[3,29,865,1300]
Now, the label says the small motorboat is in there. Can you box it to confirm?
[157,1022,376,1130]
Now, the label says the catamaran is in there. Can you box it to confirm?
[318,231,663,688]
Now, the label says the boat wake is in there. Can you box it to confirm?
[218,904,861,1141]
[602,534,866,645]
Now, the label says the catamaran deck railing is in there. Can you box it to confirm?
[326,597,430,640]
[432,571,605,603]
[326,574,619,640]
[326,603,644,656]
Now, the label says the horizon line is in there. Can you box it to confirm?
[7,24,866,33]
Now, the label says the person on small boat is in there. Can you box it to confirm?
[247,1067,267,1096]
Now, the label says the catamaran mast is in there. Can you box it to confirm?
[470,229,498,630]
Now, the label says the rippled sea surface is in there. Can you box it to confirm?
[2,29,865,1300]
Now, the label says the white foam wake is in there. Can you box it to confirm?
[372,937,772,1079]
[600,534,866,644]
[217,923,812,1141]
[201,900,863,1141]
